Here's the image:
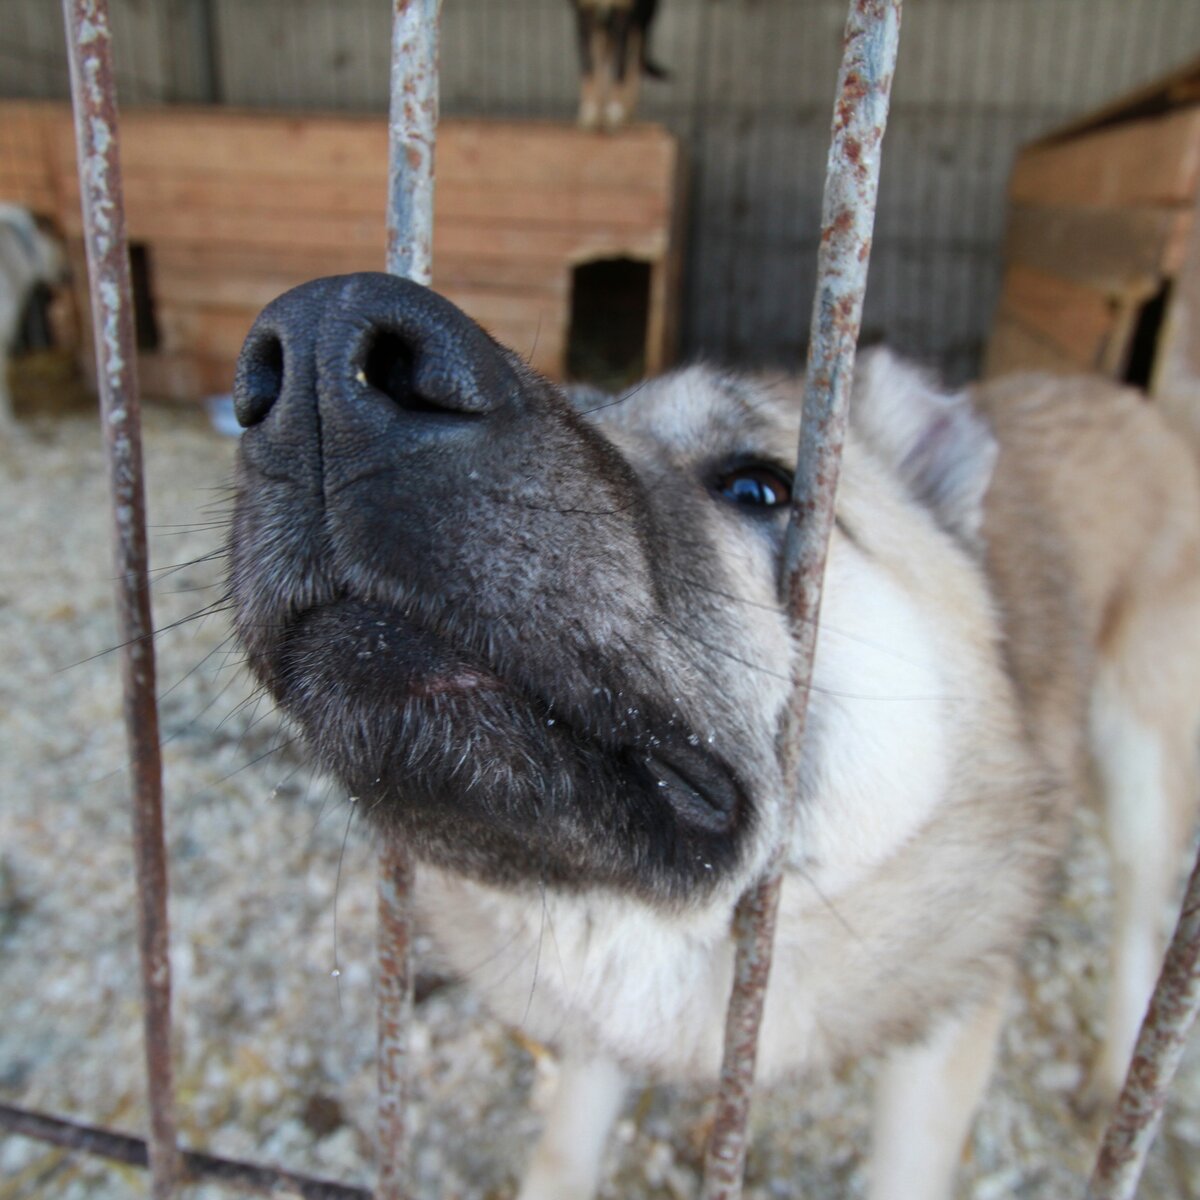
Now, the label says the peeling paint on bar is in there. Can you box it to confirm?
[377,843,417,1200]
[62,2,181,1198]
[701,3,903,1197]
[386,0,442,285]
[1087,844,1200,1200]
[377,4,443,1198]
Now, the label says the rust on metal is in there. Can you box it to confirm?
[377,4,442,1197]
[701,2,903,1196]
[700,874,784,1198]
[61,2,181,1196]
[386,0,443,285]
[783,0,902,643]
[1087,842,1200,1200]
[0,1103,372,1200]
[376,841,417,1200]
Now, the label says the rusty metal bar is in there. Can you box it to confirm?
[1087,841,1200,1199]
[61,2,181,1196]
[0,1103,372,1200]
[701,869,784,1200]
[376,842,417,1200]
[376,4,442,1198]
[385,0,442,285]
[701,3,903,1196]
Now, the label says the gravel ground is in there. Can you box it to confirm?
[1,406,1198,1200]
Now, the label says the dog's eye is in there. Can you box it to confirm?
[714,465,793,509]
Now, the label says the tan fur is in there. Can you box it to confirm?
[977,374,1200,780]
[227,287,1200,1197]
[973,372,1200,1107]
[471,360,1200,1199]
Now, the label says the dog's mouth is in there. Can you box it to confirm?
[275,597,507,704]
[262,594,745,891]
[225,270,760,897]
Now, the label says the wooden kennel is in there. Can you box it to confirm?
[0,101,686,400]
[983,56,1200,435]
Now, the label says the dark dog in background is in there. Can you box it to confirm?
[570,0,668,130]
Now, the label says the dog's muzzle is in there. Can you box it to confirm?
[227,273,750,899]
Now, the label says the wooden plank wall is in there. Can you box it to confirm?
[0,102,684,400]
[984,106,1200,379]
[4,0,1200,382]
[1155,188,1200,439]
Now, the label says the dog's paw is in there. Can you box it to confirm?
[603,98,630,130]
[578,97,601,130]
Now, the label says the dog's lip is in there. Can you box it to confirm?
[278,594,743,834]
[275,595,508,702]
[408,666,505,697]
[638,740,742,836]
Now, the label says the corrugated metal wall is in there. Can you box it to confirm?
[4,0,1199,381]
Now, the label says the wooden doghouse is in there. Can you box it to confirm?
[0,102,685,401]
[984,57,1200,434]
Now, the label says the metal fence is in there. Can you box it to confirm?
[0,1,1198,1198]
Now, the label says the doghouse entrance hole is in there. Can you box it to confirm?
[567,257,651,389]
[1122,280,1171,390]
[15,284,56,353]
[15,243,158,355]
[129,242,161,352]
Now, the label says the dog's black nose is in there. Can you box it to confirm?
[232,272,523,491]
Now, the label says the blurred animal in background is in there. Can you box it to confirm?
[0,204,65,423]
[570,0,669,130]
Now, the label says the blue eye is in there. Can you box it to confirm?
[715,465,793,509]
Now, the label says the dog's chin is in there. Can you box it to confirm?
[260,597,749,900]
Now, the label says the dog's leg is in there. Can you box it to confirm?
[1088,615,1200,1105]
[517,1054,625,1200]
[574,5,603,129]
[868,984,1010,1200]
[603,9,640,129]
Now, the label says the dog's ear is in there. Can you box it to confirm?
[850,348,997,547]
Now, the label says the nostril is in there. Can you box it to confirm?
[363,329,419,408]
[235,331,284,427]
[361,327,473,416]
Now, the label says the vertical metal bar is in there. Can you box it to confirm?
[701,3,903,1197]
[701,869,784,1200]
[61,2,181,1197]
[386,0,441,285]
[377,843,417,1200]
[1087,842,1200,1200]
[377,4,441,1198]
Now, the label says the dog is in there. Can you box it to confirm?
[570,0,668,130]
[0,204,64,423]
[227,273,1200,1199]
